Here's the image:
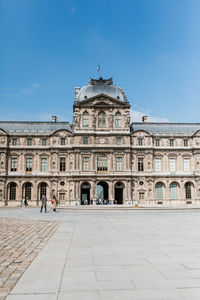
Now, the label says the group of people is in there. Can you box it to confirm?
[22,195,58,213]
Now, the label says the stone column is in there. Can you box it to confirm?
[18,180,22,206]
[109,180,114,203]
[33,180,38,205]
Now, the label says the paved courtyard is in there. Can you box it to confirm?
[1,207,200,299]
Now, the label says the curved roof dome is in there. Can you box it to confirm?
[76,77,128,102]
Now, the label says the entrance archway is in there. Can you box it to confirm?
[81,182,90,205]
[114,182,124,204]
[22,182,32,200]
[96,181,109,203]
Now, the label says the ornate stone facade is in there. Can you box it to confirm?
[0,77,200,206]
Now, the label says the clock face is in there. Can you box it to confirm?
[100,138,105,144]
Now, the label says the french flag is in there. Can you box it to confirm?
[97,64,100,72]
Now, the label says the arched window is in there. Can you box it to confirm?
[97,155,108,172]
[115,112,121,128]
[83,112,89,127]
[156,182,163,200]
[185,182,191,199]
[170,182,177,199]
[98,112,106,128]
[25,182,32,200]
[10,182,17,200]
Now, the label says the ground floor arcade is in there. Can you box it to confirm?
[0,176,199,206]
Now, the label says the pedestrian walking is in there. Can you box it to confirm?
[40,194,47,213]
[51,195,57,212]
[22,197,29,210]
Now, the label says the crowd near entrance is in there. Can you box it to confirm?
[80,181,124,205]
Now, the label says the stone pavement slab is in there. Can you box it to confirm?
[0,217,58,299]
[1,208,200,299]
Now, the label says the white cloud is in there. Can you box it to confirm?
[131,109,169,123]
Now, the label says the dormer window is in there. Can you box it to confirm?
[98,112,106,128]
[138,138,143,146]
[83,112,89,127]
[27,139,32,146]
[61,138,65,145]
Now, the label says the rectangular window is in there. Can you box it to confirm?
[27,139,32,146]
[41,158,47,172]
[184,158,190,172]
[11,158,17,171]
[26,158,32,171]
[170,139,174,147]
[138,138,143,146]
[139,192,144,200]
[155,139,160,146]
[60,157,66,171]
[42,139,47,146]
[83,137,88,144]
[82,157,89,171]
[169,158,175,172]
[116,137,122,145]
[12,138,17,146]
[155,158,161,171]
[83,113,89,127]
[116,157,122,171]
[61,138,65,145]
[138,158,144,171]
[184,139,188,147]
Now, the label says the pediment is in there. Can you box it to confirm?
[51,129,72,137]
[193,130,200,137]
[75,93,129,108]
[131,129,151,137]
[0,128,7,135]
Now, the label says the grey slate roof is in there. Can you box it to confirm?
[0,121,73,135]
[131,122,200,136]
[76,77,128,102]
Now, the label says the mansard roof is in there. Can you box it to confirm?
[75,77,128,103]
[131,122,200,136]
[0,121,73,135]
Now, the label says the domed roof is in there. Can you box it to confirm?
[75,77,128,102]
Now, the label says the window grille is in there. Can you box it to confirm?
[116,157,122,171]
[26,158,32,171]
[41,158,47,172]
[138,158,144,171]
[83,112,89,127]
[60,157,66,171]
[11,158,17,171]
[115,112,121,127]
[83,157,89,171]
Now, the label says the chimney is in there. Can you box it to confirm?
[142,116,148,122]
[75,87,80,101]
[52,116,57,122]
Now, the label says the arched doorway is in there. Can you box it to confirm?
[23,182,32,200]
[96,181,109,203]
[114,182,124,204]
[38,182,47,204]
[81,182,90,205]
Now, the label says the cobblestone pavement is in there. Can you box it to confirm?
[0,217,58,299]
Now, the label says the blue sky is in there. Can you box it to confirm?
[1,0,200,123]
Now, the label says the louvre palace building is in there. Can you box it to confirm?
[0,76,200,207]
